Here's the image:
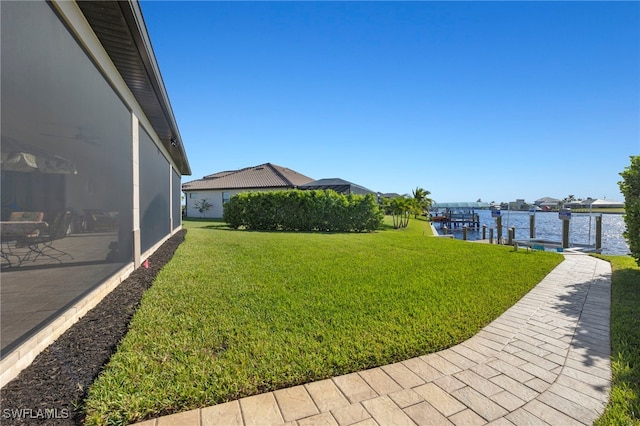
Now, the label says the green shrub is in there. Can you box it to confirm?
[223,189,383,232]
[619,155,640,265]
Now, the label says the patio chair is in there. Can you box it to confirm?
[17,210,73,264]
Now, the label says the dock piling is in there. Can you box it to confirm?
[529,214,535,239]
[562,220,570,249]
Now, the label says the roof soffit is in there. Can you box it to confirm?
[76,0,191,175]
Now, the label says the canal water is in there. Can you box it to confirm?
[436,210,629,256]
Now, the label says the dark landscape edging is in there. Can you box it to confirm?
[0,230,186,426]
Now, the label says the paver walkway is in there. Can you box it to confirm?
[135,253,612,426]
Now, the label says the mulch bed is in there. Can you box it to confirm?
[0,230,186,425]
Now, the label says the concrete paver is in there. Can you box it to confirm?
[490,390,526,411]
[454,369,503,397]
[486,417,516,426]
[487,359,536,383]
[402,357,443,382]
[331,402,371,425]
[525,377,551,393]
[352,419,378,426]
[537,391,598,424]
[470,362,501,379]
[305,379,350,412]
[450,344,488,365]
[380,362,426,389]
[489,374,539,402]
[274,385,319,422]
[388,389,425,409]
[449,408,488,426]
[201,401,243,426]
[361,395,415,426]
[432,374,466,393]
[451,386,508,421]
[239,393,284,426]
[505,407,549,426]
[296,412,338,426]
[333,373,378,404]
[403,401,453,426]
[156,409,200,426]
[413,382,466,417]
[419,353,463,376]
[439,348,480,370]
[359,368,404,396]
[133,253,612,426]
[522,400,584,426]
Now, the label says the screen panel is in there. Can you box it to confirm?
[139,126,170,253]
[1,1,133,356]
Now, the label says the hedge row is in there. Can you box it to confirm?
[222,189,383,232]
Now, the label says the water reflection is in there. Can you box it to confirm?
[438,210,629,255]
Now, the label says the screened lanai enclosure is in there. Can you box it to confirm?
[0,0,190,385]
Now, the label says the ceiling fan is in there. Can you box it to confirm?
[40,125,101,146]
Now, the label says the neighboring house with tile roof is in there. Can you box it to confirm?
[182,163,314,218]
[534,197,562,210]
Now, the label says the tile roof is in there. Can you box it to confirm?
[535,196,561,205]
[182,163,314,191]
[300,178,375,195]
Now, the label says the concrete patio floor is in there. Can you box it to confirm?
[134,252,612,426]
[1,232,127,355]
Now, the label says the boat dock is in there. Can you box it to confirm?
[430,201,489,231]
[431,212,481,229]
[429,201,608,253]
[432,212,480,229]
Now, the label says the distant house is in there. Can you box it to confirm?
[564,200,586,208]
[564,198,598,208]
[541,197,624,210]
[534,197,561,210]
[377,192,403,199]
[182,163,314,218]
[300,178,375,195]
[586,199,624,209]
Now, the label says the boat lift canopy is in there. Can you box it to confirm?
[431,202,491,209]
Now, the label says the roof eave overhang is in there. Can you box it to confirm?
[182,185,299,192]
[77,0,191,175]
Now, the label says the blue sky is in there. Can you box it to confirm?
[140,1,639,204]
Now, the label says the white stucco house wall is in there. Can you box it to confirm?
[182,163,314,218]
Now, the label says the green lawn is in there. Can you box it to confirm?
[594,255,640,426]
[83,217,563,425]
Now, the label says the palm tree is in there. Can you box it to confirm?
[411,187,434,218]
[383,196,412,229]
